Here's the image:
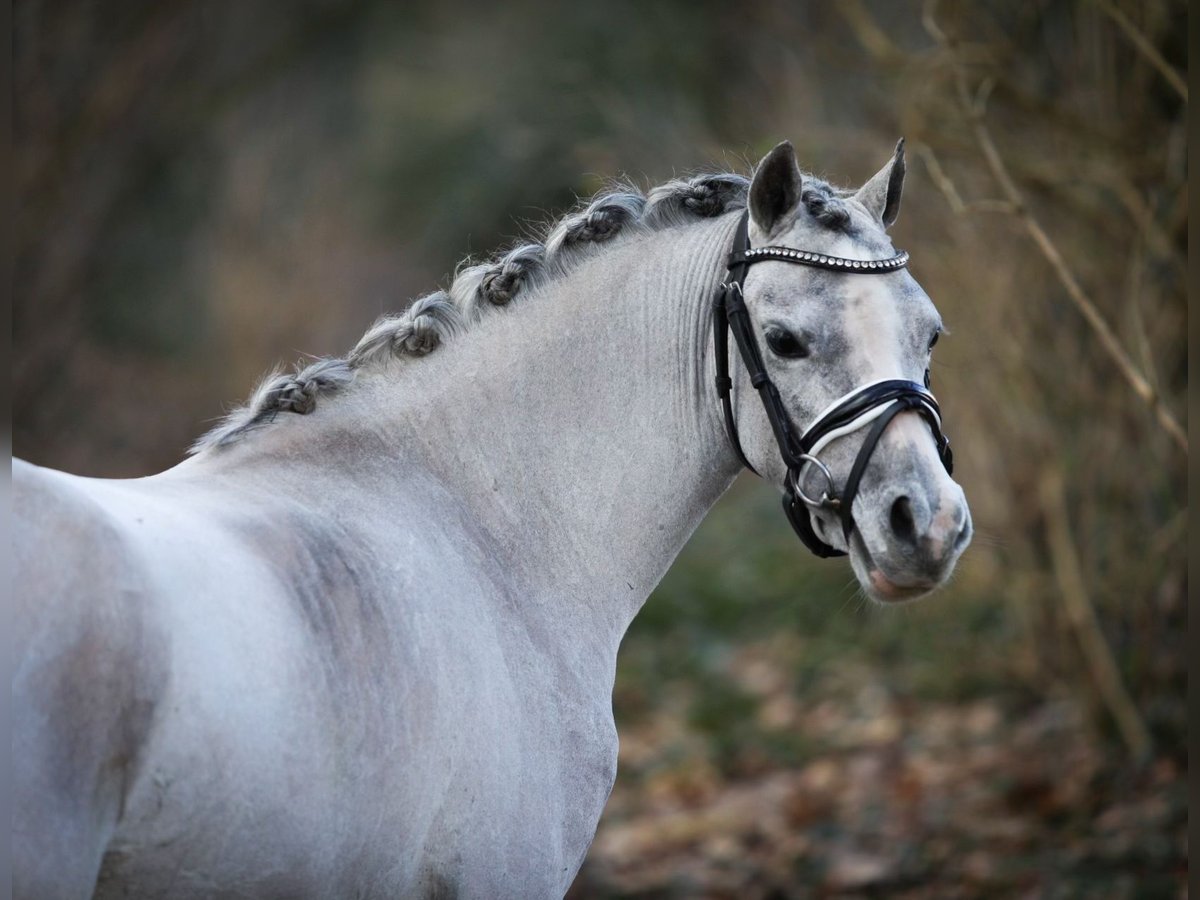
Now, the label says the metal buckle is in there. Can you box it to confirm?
[791,454,841,510]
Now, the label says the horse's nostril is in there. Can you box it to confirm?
[952,512,972,551]
[890,495,917,545]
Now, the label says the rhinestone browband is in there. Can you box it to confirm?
[734,246,909,273]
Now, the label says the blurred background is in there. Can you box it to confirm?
[14,1,1187,896]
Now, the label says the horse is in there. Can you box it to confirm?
[12,140,972,898]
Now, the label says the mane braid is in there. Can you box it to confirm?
[190,168,769,454]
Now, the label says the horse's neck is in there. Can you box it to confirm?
[201,215,742,642]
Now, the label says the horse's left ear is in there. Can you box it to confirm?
[854,138,906,229]
[748,141,804,235]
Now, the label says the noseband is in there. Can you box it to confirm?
[713,211,954,558]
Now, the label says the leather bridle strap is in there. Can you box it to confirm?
[713,210,953,558]
[800,379,949,463]
[714,213,811,475]
[835,399,908,542]
[713,213,760,473]
[712,289,756,473]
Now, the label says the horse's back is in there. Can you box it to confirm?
[12,459,169,899]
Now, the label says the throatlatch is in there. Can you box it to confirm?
[713,211,953,558]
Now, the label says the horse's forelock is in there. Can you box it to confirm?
[800,180,853,231]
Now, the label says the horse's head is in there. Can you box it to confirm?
[731,140,971,602]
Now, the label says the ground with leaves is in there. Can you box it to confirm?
[569,487,1187,899]
[573,680,1184,898]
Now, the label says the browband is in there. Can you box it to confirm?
[713,211,953,558]
[730,246,910,273]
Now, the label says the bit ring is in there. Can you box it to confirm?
[792,454,840,509]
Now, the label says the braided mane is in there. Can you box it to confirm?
[190,167,854,453]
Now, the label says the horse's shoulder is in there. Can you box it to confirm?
[13,458,165,654]
[15,458,102,534]
[13,461,168,833]
[13,461,139,600]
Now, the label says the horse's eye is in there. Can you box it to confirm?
[929,331,941,350]
[765,327,809,359]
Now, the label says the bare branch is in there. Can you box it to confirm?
[971,76,996,116]
[838,0,904,64]
[914,143,1015,215]
[924,5,1188,454]
[1040,470,1152,761]
[913,143,968,212]
[1107,175,1185,274]
[1091,0,1187,102]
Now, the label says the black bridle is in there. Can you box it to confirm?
[713,211,954,558]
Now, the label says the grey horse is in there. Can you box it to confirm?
[13,140,971,898]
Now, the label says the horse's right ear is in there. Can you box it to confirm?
[749,141,804,235]
[854,138,906,228]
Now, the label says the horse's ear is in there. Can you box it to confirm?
[749,141,804,235]
[854,138,906,228]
